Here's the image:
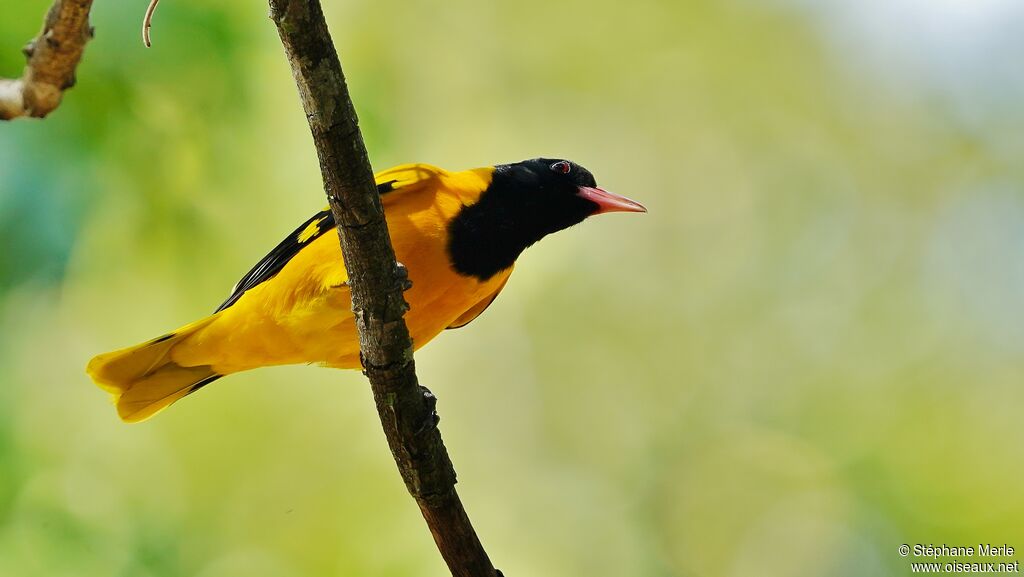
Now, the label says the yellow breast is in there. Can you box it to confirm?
[174,165,511,373]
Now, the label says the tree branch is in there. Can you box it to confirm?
[267,1,502,575]
[0,0,94,120]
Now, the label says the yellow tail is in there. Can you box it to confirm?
[86,316,221,423]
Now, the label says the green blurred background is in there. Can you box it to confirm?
[3,0,1024,575]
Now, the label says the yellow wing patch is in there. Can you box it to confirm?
[297,214,330,242]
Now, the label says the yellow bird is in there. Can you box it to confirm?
[87,159,646,422]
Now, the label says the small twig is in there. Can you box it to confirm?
[0,0,94,120]
[142,0,161,48]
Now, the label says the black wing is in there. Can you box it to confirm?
[215,209,336,312]
[215,181,401,313]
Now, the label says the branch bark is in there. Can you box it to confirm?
[0,0,94,120]
[267,1,502,575]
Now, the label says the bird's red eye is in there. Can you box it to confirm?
[551,161,572,174]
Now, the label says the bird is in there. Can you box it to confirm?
[87,158,646,422]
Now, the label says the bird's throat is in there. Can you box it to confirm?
[446,198,543,281]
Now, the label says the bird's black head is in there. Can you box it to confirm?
[448,158,646,280]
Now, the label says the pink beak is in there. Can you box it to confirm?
[577,186,647,215]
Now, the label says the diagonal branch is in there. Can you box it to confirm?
[267,1,502,575]
[0,0,94,120]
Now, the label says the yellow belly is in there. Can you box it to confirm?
[171,195,510,375]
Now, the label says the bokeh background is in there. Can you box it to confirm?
[3,0,1024,575]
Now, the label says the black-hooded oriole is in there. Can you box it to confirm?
[87,158,646,422]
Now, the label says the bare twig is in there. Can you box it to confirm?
[142,0,160,47]
[268,0,502,575]
[0,0,94,120]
